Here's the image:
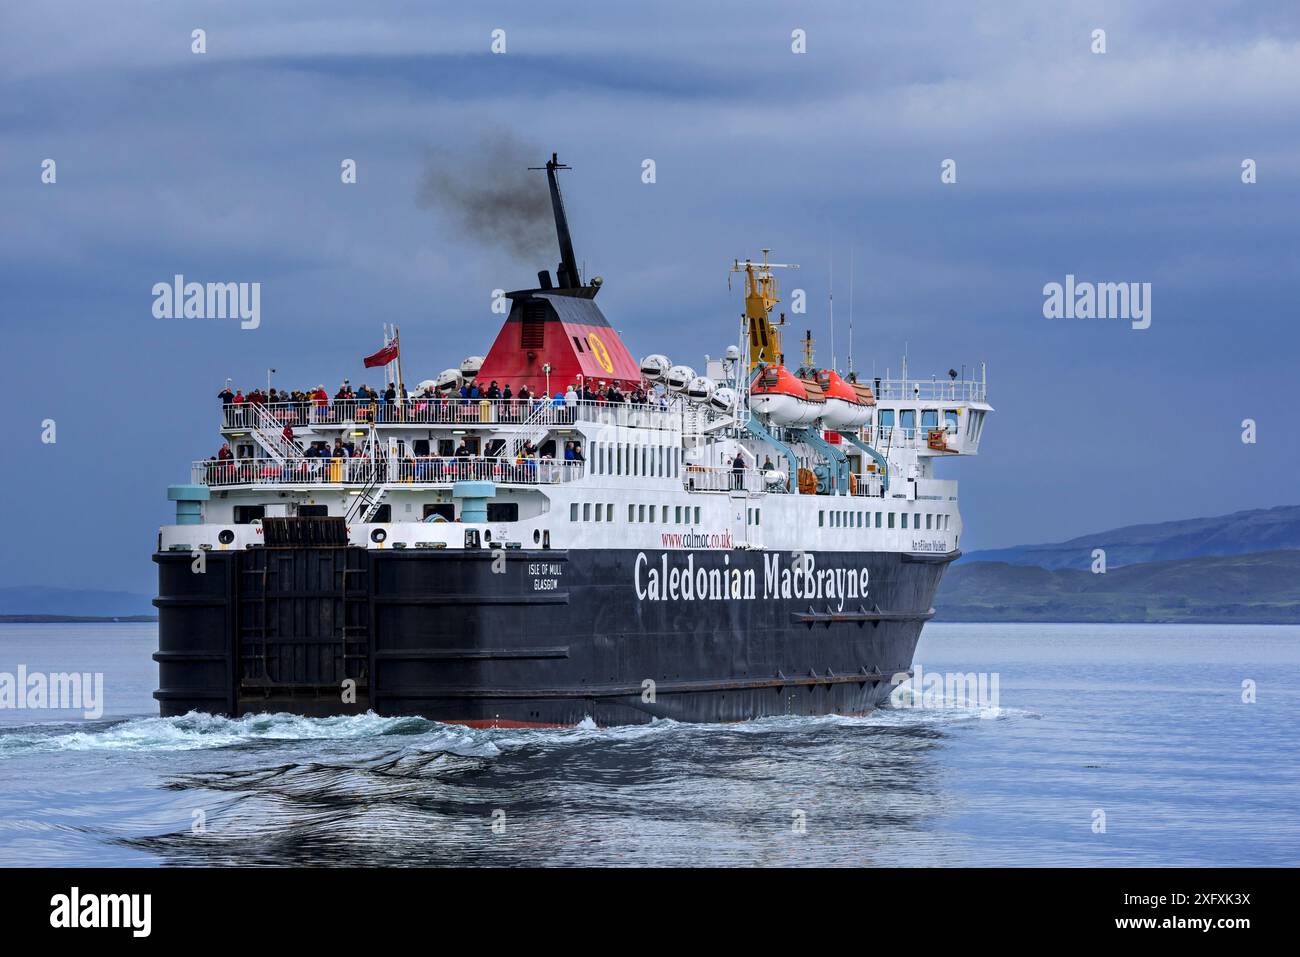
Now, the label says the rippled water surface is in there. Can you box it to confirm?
[1,622,1297,866]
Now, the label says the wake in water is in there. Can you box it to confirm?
[0,698,1036,758]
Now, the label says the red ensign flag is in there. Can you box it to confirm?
[363,339,399,368]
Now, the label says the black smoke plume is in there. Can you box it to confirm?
[417,133,554,261]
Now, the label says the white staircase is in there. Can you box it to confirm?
[511,401,560,456]
[246,402,300,464]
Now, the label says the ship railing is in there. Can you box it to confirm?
[390,457,583,485]
[193,457,584,488]
[221,397,688,432]
[221,399,540,429]
[870,378,988,403]
[572,399,685,431]
[848,472,886,497]
[682,466,772,494]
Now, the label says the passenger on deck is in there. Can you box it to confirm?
[217,386,234,404]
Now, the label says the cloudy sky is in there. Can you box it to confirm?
[2,1,1298,593]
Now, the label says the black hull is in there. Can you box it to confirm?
[154,545,955,726]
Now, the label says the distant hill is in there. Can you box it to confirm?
[961,505,1300,571]
[935,549,1300,623]
[0,586,156,619]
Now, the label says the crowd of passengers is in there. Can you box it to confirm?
[204,433,585,486]
[217,378,665,427]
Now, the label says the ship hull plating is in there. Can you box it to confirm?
[154,546,954,726]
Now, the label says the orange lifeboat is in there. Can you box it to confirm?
[748,365,825,426]
[814,369,874,429]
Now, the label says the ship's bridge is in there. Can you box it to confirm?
[863,376,992,457]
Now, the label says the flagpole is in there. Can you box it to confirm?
[394,325,406,413]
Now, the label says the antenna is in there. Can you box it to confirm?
[847,248,854,378]
[828,242,835,373]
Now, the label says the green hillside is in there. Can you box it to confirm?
[935,549,1300,623]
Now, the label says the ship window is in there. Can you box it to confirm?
[641,447,647,474]
[819,511,824,527]
[595,505,602,522]
[233,505,264,524]
[945,410,959,433]
[629,504,636,522]
[694,507,700,524]
[572,335,585,353]
[926,514,932,530]
[617,445,623,474]
[888,512,895,528]
[874,511,882,527]
[639,504,646,522]
[878,409,895,430]
[675,506,682,523]
[570,503,578,522]
[922,409,939,430]
[583,503,591,521]
[650,505,656,522]
[606,504,613,522]
[488,503,518,523]
[900,410,916,433]
[298,504,328,517]
[756,509,760,526]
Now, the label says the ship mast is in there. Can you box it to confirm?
[730,249,798,372]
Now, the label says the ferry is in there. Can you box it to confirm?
[154,153,992,726]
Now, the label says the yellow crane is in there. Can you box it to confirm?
[730,249,798,372]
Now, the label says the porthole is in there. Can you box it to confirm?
[217,529,235,545]
[370,528,387,543]
[533,529,541,544]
